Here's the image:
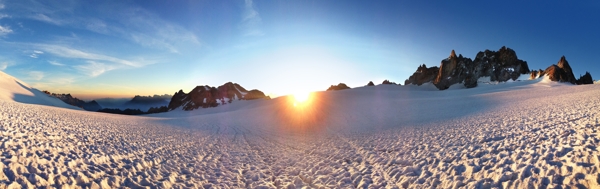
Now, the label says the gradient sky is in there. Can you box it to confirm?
[0,1,598,99]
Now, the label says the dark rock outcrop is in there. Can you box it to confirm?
[382,80,398,85]
[404,64,439,85]
[527,57,592,85]
[555,56,577,84]
[367,81,375,86]
[406,48,593,89]
[537,56,579,84]
[147,106,169,114]
[434,50,473,89]
[327,83,351,91]
[98,108,145,115]
[168,82,269,111]
[245,90,268,100]
[577,72,594,85]
[97,106,169,115]
[405,46,530,90]
[45,92,103,111]
[544,65,564,82]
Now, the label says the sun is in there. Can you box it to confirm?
[293,92,311,106]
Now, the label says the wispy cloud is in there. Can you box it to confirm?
[31,13,64,25]
[48,60,65,66]
[29,50,44,58]
[240,0,264,36]
[0,62,7,70]
[84,18,108,34]
[35,44,141,67]
[0,25,12,36]
[74,61,115,77]
[28,71,44,80]
[6,1,201,54]
[114,7,200,53]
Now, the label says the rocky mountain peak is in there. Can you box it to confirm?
[168,82,268,111]
[546,56,576,84]
[406,48,593,89]
[406,46,530,89]
[327,83,351,91]
[557,56,571,70]
[578,72,594,84]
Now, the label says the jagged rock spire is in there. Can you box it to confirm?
[557,56,568,69]
[450,50,456,58]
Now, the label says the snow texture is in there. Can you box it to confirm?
[1,73,600,188]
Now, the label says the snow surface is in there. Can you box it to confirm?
[2,74,600,188]
[0,71,79,110]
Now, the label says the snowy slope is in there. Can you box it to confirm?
[1,77,600,188]
[0,71,79,110]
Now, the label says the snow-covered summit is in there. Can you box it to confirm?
[0,70,79,109]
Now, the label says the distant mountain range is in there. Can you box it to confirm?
[168,82,269,111]
[43,92,103,111]
[94,94,172,111]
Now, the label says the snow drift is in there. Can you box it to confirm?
[0,71,79,109]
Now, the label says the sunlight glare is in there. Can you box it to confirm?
[293,92,311,107]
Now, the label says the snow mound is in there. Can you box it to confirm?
[0,71,79,109]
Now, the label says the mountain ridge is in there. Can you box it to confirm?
[168,82,270,111]
[43,92,103,111]
[405,46,593,89]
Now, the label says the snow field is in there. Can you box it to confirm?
[0,79,600,188]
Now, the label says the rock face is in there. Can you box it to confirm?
[45,92,103,111]
[382,80,398,85]
[554,56,577,84]
[327,83,351,91]
[577,72,593,85]
[434,50,474,89]
[406,46,530,90]
[406,49,593,89]
[404,64,439,85]
[168,82,269,111]
[528,56,585,84]
[367,81,375,86]
[529,69,545,80]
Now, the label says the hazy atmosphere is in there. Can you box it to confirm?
[0,1,598,98]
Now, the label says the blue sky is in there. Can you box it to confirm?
[0,1,598,99]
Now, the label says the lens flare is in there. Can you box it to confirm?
[293,92,310,106]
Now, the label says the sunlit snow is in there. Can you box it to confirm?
[1,74,600,188]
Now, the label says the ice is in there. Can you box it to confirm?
[2,70,600,188]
